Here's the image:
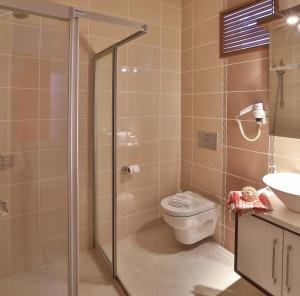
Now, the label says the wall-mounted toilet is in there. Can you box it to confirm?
[161,191,220,245]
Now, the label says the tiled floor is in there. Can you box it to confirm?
[116,224,265,296]
[2,224,265,296]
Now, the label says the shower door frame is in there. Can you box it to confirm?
[70,7,147,296]
[93,29,147,278]
[0,1,147,295]
[93,45,118,275]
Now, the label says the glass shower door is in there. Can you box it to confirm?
[0,9,70,296]
[94,48,115,265]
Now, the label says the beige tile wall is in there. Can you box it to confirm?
[90,0,300,262]
[181,0,300,253]
[0,0,182,281]
[279,0,300,9]
[223,0,300,253]
[1,0,299,285]
[57,0,182,252]
[274,137,300,172]
[224,42,270,252]
[85,0,300,258]
[0,12,75,281]
[181,0,224,244]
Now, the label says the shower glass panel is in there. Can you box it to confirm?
[94,49,114,265]
[0,8,69,296]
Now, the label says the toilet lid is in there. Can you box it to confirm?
[161,191,215,217]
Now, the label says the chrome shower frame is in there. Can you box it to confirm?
[0,1,147,295]
[93,29,146,279]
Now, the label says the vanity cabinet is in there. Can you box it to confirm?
[237,215,283,296]
[282,231,300,296]
[236,215,300,296]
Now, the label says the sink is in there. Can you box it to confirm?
[263,173,300,213]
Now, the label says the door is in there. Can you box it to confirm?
[0,8,70,296]
[94,47,116,267]
[283,230,300,296]
[237,215,283,296]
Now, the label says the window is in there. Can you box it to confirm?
[220,0,278,57]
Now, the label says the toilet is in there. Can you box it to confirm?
[160,191,220,245]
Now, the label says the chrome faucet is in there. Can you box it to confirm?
[268,165,277,174]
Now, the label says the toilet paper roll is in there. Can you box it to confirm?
[124,164,140,175]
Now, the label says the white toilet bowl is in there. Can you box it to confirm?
[161,191,220,245]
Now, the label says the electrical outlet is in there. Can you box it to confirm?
[198,131,217,150]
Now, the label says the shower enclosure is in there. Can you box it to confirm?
[94,29,145,276]
[0,0,146,295]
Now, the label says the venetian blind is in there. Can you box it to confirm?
[220,0,277,57]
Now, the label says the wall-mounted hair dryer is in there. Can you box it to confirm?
[236,102,267,142]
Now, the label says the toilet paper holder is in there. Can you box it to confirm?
[122,164,140,175]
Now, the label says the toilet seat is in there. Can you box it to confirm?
[161,191,215,217]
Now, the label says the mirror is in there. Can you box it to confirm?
[269,10,300,138]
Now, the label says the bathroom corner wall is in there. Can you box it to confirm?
[222,0,270,252]
[223,0,300,253]
[181,0,225,244]
[0,0,182,280]
[113,0,182,239]
[181,0,300,252]
[58,0,182,246]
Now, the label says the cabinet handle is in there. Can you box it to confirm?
[272,239,278,284]
[286,245,292,293]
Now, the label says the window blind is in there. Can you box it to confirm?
[220,0,277,57]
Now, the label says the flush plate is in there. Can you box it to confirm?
[198,131,217,150]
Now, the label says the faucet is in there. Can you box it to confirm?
[268,165,277,174]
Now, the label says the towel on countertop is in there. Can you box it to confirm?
[227,187,273,219]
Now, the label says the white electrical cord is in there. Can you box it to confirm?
[236,116,262,142]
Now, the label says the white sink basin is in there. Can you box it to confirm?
[263,173,300,213]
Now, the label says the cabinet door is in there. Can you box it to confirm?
[237,215,283,296]
[283,231,300,296]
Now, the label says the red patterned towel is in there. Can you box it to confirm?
[227,190,273,219]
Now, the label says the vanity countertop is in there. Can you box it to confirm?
[255,188,300,235]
